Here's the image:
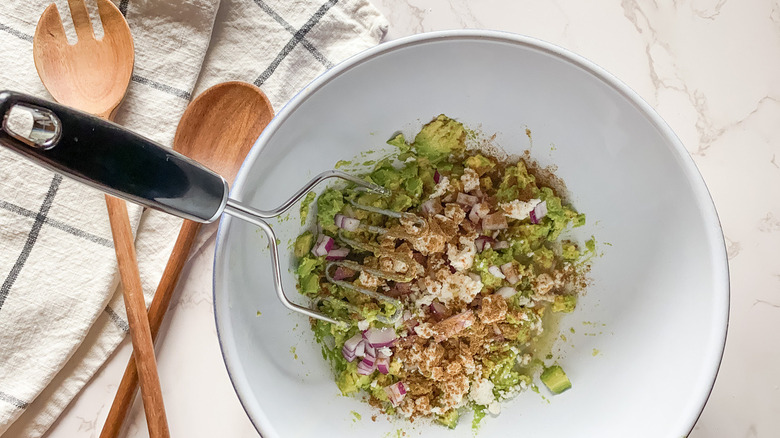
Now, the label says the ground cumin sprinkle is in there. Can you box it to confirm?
[295,115,594,428]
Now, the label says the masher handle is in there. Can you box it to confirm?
[0,90,228,223]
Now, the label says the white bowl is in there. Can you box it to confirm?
[213,30,728,438]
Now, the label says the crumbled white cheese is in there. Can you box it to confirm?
[499,198,541,221]
[414,323,435,338]
[514,295,531,307]
[469,378,496,406]
[359,270,381,288]
[487,401,502,415]
[446,236,477,272]
[430,176,450,198]
[534,273,555,295]
[418,270,483,305]
[497,384,522,401]
[379,346,393,357]
[357,320,369,331]
[460,168,480,193]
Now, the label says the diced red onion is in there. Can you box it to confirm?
[433,311,475,342]
[468,208,481,223]
[403,310,419,330]
[357,359,376,375]
[342,348,356,362]
[456,192,479,206]
[342,332,363,362]
[364,343,376,358]
[387,282,413,298]
[420,198,440,215]
[362,351,376,367]
[529,201,548,224]
[433,170,441,184]
[325,247,350,261]
[430,301,446,316]
[500,262,520,285]
[468,203,489,223]
[363,327,397,348]
[332,266,355,281]
[376,356,390,374]
[343,332,362,351]
[354,339,366,358]
[448,264,456,274]
[385,382,407,406]
[468,273,482,283]
[492,240,509,250]
[488,265,505,279]
[335,214,361,231]
[475,236,495,253]
[311,234,334,257]
[496,286,518,299]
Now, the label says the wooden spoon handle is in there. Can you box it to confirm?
[104,194,170,438]
[100,219,202,438]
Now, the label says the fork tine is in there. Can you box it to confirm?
[96,0,126,33]
[66,0,95,41]
[35,4,68,44]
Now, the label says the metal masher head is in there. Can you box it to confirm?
[318,199,429,325]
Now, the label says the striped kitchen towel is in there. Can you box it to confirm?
[0,0,387,436]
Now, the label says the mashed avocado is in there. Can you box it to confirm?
[317,188,344,229]
[299,191,316,225]
[412,114,466,163]
[293,231,314,258]
[291,114,592,429]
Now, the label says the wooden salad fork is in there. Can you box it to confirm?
[33,1,169,436]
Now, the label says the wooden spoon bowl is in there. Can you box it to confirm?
[34,0,133,119]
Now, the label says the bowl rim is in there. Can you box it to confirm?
[213,29,730,438]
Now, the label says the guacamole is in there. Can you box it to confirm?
[293,115,591,428]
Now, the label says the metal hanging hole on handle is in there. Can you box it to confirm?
[2,103,61,150]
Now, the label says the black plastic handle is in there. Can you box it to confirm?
[0,90,228,223]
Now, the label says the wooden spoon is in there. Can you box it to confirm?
[33,1,169,437]
[99,82,274,438]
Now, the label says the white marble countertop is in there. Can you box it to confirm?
[45,1,779,437]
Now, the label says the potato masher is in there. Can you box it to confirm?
[0,90,392,325]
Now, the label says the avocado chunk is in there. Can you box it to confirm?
[464,154,495,176]
[540,365,572,394]
[293,231,314,258]
[300,274,320,295]
[316,188,344,228]
[436,409,460,429]
[552,294,577,313]
[387,133,411,153]
[412,114,466,163]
